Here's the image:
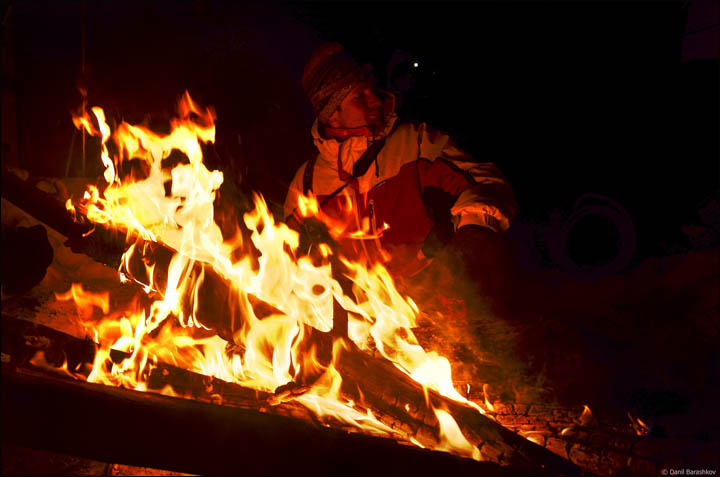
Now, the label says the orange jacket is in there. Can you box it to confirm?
[285,101,516,277]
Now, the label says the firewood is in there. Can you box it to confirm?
[329,341,578,474]
[4,364,547,477]
[2,310,577,474]
[1,167,90,242]
[1,314,96,372]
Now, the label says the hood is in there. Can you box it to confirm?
[311,91,399,167]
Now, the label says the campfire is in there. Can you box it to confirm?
[64,90,495,454]
[2,91,718,477]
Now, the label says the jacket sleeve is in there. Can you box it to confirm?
[283,161,308,223]
[418,124,517,233]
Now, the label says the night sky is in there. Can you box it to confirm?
[3,0,718,269]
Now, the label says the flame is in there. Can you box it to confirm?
[520,432,545,446]
[627,412,650,436]
[55,283,109,319]
[434,407,482,461]
[73,106,115,183]
[561,404,597,436]
[482,383,496,413]
[62,91,491,460]
[577,404,597,427]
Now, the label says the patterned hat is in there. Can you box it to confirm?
[301,42,374,124]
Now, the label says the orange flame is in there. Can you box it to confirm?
[482,383,496,413]
[627,412,650,436]
[55,283,109,319]
[577,404,597,427]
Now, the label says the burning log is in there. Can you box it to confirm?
[1,314,328,428]
[1,310,578,474]
[0,178,572,475]
[0,168,578,473]
[1,167,91,243]
[2,364,540,477]
[6,315,717,477]
[1,166,127,271]
[329,343,579,473]
[89,237,580,474]
[1,316,562,476]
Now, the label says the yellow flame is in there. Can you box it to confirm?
[482,383,495,413]
[434,408,482,461]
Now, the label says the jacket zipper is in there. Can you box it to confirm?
[368,199,377,236]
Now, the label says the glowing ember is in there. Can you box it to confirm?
[627,412,651,436]
[577,404,597,427]
[62,91,493,460]
[561,404,597,436]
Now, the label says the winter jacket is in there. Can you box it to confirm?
[284,100,516,277]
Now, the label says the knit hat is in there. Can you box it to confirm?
[302,42,374,124]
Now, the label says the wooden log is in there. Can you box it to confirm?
[1,167,91,242]
[123,235,334,343]
[2,312,578,473]
[2,364,554,477]
[29,220,584,474]
[119,234,352,343]
[1,314,96,373]
[329,342,579,474]
[1,443,192,477]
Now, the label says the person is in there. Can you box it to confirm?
[284,42,517,309]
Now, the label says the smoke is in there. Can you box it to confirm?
[397,245,547,405]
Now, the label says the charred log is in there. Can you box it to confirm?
[116,237,579,471]
[1,314,96,371]
[1,167,126,269]
[1,313,580,474]
[1,364,556,477]
[328,342,579,474]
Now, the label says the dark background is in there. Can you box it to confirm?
[2,0,718,270]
